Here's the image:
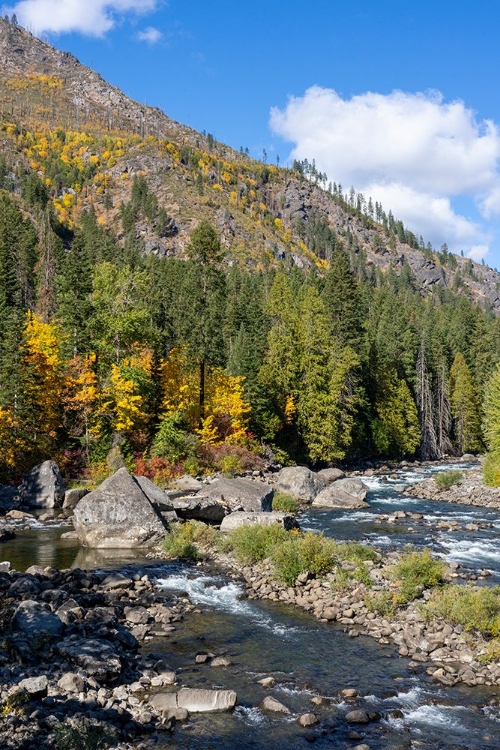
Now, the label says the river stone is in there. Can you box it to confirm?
[172,475,204,492]
[177,688,237,712]
[317,468,345,484]
[18,675,48,698]
[299,712,318,726]
[205,478,273,512]
[20,460,65,509]
[13,600,64,637]
[134,475,174,510]
[170,495,228,522]
[57,638,122,682]
[220,511,299,532]
[345,709,370,724]
[261,695,291,714]
[63,488,89,510]
[57,672,86,693]
[312,478,369,509]
[72,468,167,548]
[275,467,325,503]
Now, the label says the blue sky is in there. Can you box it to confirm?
[5,0,500,268]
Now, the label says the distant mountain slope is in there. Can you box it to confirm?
[1,15,499,312]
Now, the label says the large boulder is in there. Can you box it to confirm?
[72,468,167,548]
[275,466,325,503]
[170,495,228,523]
[312,478,369,509]
[20,460,65,509]
[57,638,122,682]
[220,511,299,532]
[205,478,273,512]
[13,600,64,638]
[317,468,345,484]
[134,475,174,511]
[63,488,89,510]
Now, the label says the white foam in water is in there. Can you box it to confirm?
[234,706,266,725]
[402,703,466,729]
[156,573,300,637]
[438,536,500,568]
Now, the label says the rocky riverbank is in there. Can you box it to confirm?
[403,467,500,508]
[209,546,500,690]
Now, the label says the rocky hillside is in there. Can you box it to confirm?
[1,16,500,311]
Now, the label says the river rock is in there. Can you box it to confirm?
[56,638,122,682]
[172,475,204,492]
[220,511,299,532]
[345,709,370,724]
[177,688,237,712]
[171,495,229,522]
[13,600,64,637]
[206,478,273,512]
[62,488,89,510]
[18,675,48,698]
[72,468,167,548]
[0,485,19,511]
[261,695,291,714]
[299,712,318,726]
[19,460,65,509]
[275,466,325,503]
[57,672,86,694]
[317,468,345,484]
[312,478,369,509]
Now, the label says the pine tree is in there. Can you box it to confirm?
[322,244,362,349]
[449,352,482,453]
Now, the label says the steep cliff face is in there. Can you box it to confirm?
[0,16,499,311]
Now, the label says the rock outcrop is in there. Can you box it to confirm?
[72,468,167,548]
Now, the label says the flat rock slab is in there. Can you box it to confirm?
[206,478,273,512]
[57,639,122,682]
[275,467,325,503]
[172,475,204,493]
[73,467,167,548]
[312,478,369,509]
[150,688,237,713]
[220,511,299,532]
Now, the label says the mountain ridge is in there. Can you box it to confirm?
[1,15,500,313]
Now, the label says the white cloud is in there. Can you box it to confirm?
[137,25,162,44]
[270,86,500,254]
[5,0,157,37]
[468,244,489,262]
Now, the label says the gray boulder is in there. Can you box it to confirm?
[275,466,325,503]
[0,485,19,512]
[72,468,167,548]
[220,511,299,532]
[13,600,64,638]
[134,475,174,510]
[312,478,369,509]
[18,675,48,698]
[63,488,89,510]
[206,478,273,512]
[57,638,122,682]
[170,495,228,522]
[20,460,65,509]
[172,475,204,492]
[317,468,345,484]
[177,688,237,712]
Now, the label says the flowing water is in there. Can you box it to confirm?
[3,461,500,748]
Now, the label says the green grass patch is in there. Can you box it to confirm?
[272,492,299,513]
[423,584,500,637]
[434,470,463,491]
[224,523,290,564]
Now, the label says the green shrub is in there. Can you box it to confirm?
[336,542,380,564]
[434,469,463,490]
[220,454,243,477]
[423,585,500,637]
[185,456,201,477]
[272,492,299,513]
[364,591,397,616]
[483,451,500,487]
[391,547,446,606]
[271,531,339,585]
[53,718,117,750]
[225,523,289,564]
[152,412,199,462]
[162,520,217,561]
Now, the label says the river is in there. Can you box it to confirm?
[2,460,500,749]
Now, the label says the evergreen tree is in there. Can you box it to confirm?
[449,352,482,453]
